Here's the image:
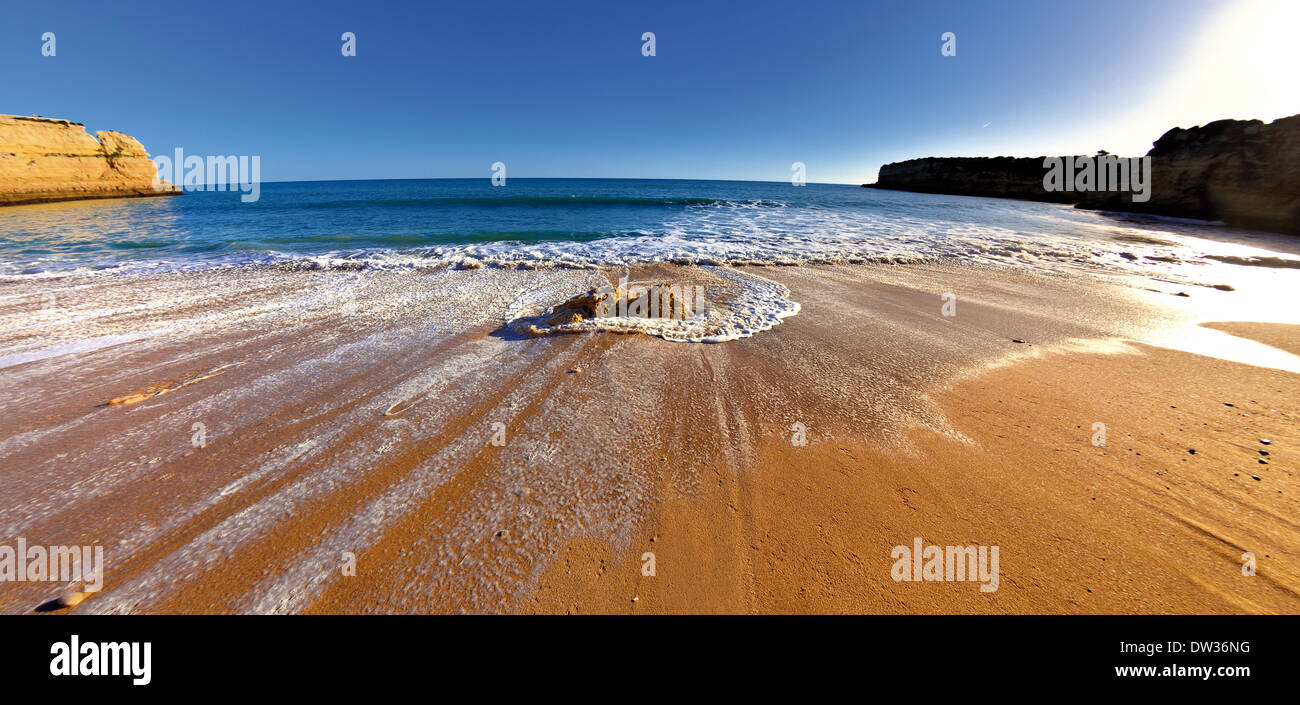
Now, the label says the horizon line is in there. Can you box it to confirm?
[250,176,866,186]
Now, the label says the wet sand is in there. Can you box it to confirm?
[0,262,1296,613]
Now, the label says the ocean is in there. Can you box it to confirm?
[1,178,1295,284]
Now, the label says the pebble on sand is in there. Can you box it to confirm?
[35,590,88,612]
[60,591,88,608]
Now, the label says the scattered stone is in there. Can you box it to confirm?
[59,591,88,608]
[1252,475,1262,481]
[1259,450,1270,456]
[1188,449,1196,454]
[1012,339,1027,344]
[1212,284,1235,291]
[1223,402,1234,407]
[1258,459,1268,464]
[34,590,88,612]
[1174,292,1190,297]
[1260,439,1273,445]
[569,367,581,374]
[631,596,639,603]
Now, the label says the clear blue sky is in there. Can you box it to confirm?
[3,0,1292,184]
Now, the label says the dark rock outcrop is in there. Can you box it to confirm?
[865,114,1300,235]
[867,156,1078,204]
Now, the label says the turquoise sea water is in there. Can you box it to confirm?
[0,178,1296,281]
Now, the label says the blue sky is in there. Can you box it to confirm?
[3,0,1294,184]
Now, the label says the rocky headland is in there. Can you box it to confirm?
[865,114,1300,235]
[0,115,179,206]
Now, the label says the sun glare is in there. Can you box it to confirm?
[1153,0,1300,127]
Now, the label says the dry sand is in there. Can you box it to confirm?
[0,262,1295,613]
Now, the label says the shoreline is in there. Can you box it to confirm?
[0,262,1296,613]
[0,188,181,208]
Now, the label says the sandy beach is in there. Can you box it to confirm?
[1,260,1295,614]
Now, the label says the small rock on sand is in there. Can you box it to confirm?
[35,590,88,612]
[60,591,88,608]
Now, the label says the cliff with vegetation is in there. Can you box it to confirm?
[0,115,179,206]
[865,114,1300,235]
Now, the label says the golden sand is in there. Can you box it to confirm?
[1,263,1295,614]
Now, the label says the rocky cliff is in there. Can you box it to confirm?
[865,114,1300,235]
[868,156,1078,204]
[0,115,179,206]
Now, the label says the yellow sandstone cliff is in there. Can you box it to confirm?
[0,115,180,206]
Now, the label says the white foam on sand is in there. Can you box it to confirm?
[504,266,800,343]
[0,329,172,370]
